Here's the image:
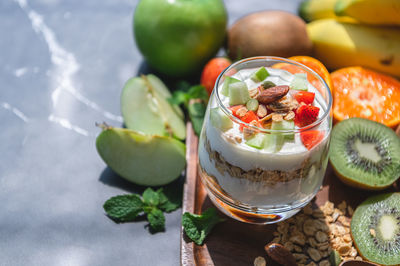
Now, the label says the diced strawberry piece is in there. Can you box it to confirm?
[229,105,245,118]
[241,111,258,123]
[295,105,320,127]
[239,111,262,131]
[229,107,262,131]
[300,130,324,150]
[293,91,315,105]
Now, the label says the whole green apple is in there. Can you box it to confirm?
[134,0,227,77]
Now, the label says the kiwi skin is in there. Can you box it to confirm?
[350,193,400,265]
[331,164,393,191]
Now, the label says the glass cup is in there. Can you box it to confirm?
[198,56,332,224]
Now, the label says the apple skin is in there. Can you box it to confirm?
[134,0,227,78]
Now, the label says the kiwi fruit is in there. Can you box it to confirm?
[227,11,312,60]
[351,193,400,265]
[329,118,400,190]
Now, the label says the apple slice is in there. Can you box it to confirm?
[228,81,250,105]
[251,67,270,82]
[263,120,295,152]
[121,75,186,140]
[290,73,308,91]
[221,76,240,96]
[210,107,233,131]
[96,126,186,186]
[246,133,266,149]
[145,74,184,119]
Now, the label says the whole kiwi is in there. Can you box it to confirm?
[227,11,313,60]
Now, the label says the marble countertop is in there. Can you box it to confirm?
[0,0,301,265]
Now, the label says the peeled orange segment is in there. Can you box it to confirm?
[331,67,400,128]
[274,56,332,92]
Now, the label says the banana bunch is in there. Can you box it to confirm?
[299,0,400,77]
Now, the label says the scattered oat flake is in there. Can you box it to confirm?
[253,256,266,266]
[267,200,363,263]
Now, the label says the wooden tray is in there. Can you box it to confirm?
[180,124,397,266]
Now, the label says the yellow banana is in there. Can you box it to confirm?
[335,0,400,26]
[299,0,338,22]
[299,0,356,22]
[307,19,400,78]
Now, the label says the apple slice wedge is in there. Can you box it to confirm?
[96,126,186,186]
[121,75,186,140]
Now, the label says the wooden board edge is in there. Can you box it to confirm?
[180,123,199,266]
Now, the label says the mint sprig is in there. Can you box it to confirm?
[168,84,208,136]
[103,187,181,232]
[168,84,208,108]
[182,208,225,245]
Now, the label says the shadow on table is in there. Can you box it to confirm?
[99,166,185,196]
[99,167,147,194]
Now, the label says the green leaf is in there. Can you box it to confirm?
[147,208,165,232]
[168,90,189,106]
[157,186,182,213]
[182,208,225,245]
[142,188,160,207]
[103,194,144,222]
[188,101,206,136]
[187,85,208,103]
[168,85,208,108]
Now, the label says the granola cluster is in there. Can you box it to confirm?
[235,90,299,139]
[267,200,361,266]
[204,138,311,187]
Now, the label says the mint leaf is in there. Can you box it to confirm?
[103,194,144,222]
[142,188,160,207]
[182,208,225,245]
[168,85,208,108]
[168,90,189,106]
[188,101,206,136]
[158,186,182,213]
[187,85,208,103]
[147,208,165,232]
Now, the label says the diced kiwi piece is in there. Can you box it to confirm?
[246,133,266,149]
[121,75,186,140]
[251,67,270,82]
[351,193,400,265]
[262,80,276,89]
[272,120,295,140]
[330,118,400,190]
[210,107,233,132]
[221,76,240,96]
[96,126,186,186]
[246,98,259,111]
[228,81,250,105]
[290,73,308,91]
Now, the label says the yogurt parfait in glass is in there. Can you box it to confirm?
[198,56,332,224]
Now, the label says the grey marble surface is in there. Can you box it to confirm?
[0,0,301,265]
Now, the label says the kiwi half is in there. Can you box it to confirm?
[351,193,400,265]
[329,118,400,190]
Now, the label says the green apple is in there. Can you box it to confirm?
[134,0,227,77]
[96,126,186,186]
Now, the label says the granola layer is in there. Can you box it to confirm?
[204,137,312,187]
